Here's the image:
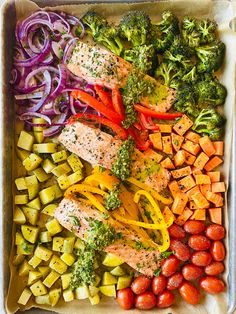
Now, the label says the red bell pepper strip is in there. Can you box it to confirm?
[128,126,151,151]
[134,104,183,120]
[139,113,160,131]
[94,85,114,110]
[71,90,123,125]
[67,113,128,140]
[112,88,125,119]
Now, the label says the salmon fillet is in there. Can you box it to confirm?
[67,41,176,112]
[55,196,161,276]
[59,122,170,192]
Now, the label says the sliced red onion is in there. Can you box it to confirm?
[52,41,63,59]
[25,66,59,87]
[10,68,20,85]
[49,12,70,33]
[15,91,43,100]
[43,109,68,137]
[63,37,79,64]
[69,94,77,115]
[49,64,67,101]
[19,112,52,124]
[14,84,45,94]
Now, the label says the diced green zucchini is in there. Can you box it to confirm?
[89,286,99,297]
[35,294,50,305]
[52,163,71,177]
[57,174,70,190]
[110,266,126,276]
[61,273,72,290]
[34,245,52,261]
[68,169,83,185]
[63,237,75,253]
[75,285,90,300]
[25,175,38,186]
[117,276,132,290]
[42,159,56,174]
[22,206,39,225]
[49,288,61,306]
[42,203,58,216]
[34,132,44,144]
[51,150,67,163]
[63,289,74,302]
[74,238,85,250]
[49,255,67,274]
[13,207,26,224]
[100,285,116,297]
[30,280,47,296]
[43,270,60,288]
[23,153,42,171]
[33,167,51,182]
[17,288,32,305]
[17,131,34,151]
[15,232,24,245]
[15,177,27,190]
[52,237,64,252]
[38,266,50,278]
[28,185,39,200]
[102,272,117,286]
[33,143,57,154]
[39,184,62,205]
[28,271,42,285]
[40,231,52,243]
[46,218,63,236]
[16,148,30,161]
[61,253,75,266]
[12,254,25,266]
[67,153,83,172]
[15,195,28,205]
[19,260,34,276]
[28,255,42,269]
[103,253,124,267]
[27,197,41,210]
[17,242,34,255]
[89,294,100,305]
[21,225,39,243]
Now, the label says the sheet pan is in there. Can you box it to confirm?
[1,0,236,313]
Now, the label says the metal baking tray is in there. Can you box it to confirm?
[1,0,236,313]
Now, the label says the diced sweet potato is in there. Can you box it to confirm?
[171,133,184,152]
[200,184,212,197]
[171,166,192,179]
[186,186,200,200]
[168,181,181,198]
[199,136,216,157]
[157,124,172,133]
[149,132,162,151]
[207,171,220,183]
[161,157,175,170]
[211,182,226,193]
[185,131,201,144]
[173,115,193,136]
[171,192,188,215]
[206,191,224,207]
[193,152,209,170]
[184,151,196,166]
[191,209,206,221]
[191,167,202,176]
[189,201,198,210]
[182,140,201,156]
[178,175,196,193]
[208,208,222,225]
[163,206,175,224]
[213,141,224,156]
[144,149,163,163]
[195,174,211,185]
[162,136,173,155]
[192,191,210,209]
[204,156,223,171]
[174,150,185,167]
[175,208,193,226]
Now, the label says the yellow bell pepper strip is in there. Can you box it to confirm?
[159,229,171,252]
[127,177,173,205]
[85,173,119,191]
[78,191,108,214]
[113,213,166,230]
[64,184,109,198]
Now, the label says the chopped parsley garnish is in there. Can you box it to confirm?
[104,184,122,211]
[153,268,161,277]
[69,215,81,227]
[159,251,174,260]
[144,209,152,220]
[21,242,31,254]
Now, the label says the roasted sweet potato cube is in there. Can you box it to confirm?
[175,208,193,226]
[199,136,216,157]
[171,192,188,215]
[182,140,201,156]
[149,132,162,151]
[171,133,184,152]
[192,191,210,209]
[173,115,193,136]
[208,208,222,225]
[178,175,196,193]
[191,209,206,220]
[168,181,181,198]
[211,182,226,193]
[184,151,196,166]
[171,166,191,179]
[194,152,209,170]
[185,131,201,144]
[195,174,211,185]
[162,136,173,155]
[161,157,175,169]
[204,156,223,172]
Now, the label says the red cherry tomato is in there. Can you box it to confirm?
[204,261,225,276]
[161,255,180,277]
[184,221,205,234]
[206,224,225,240]
[134,291,156,310]
[168,224,186,239]
[188,235,211,251]
[182,264,203,281]
[117,288,134,310]
[131,275,151,295]
[210,241,226,261]
[157,290,175,308]
[200,276,225,294]
[152,275,167,295]
[191,251,212,267]
[170,239,191,261]
[179,282,200,305]
[167,272,183,290]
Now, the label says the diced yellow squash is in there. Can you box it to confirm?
[38,266,50,278]
[68,170,83,185]
[75,285,90,299]
[117,276,132,290]
[28,185,39,200]
[39,184,63,205]
[89,294,100,305]
[46,218,63,236]
[13,207,26,224]
[51,150,68,163]
[22,206,39,225]
[15,232,24,245]
[19,260,34,276]
[28,271,42,285]
[16,148,30,161]
[74,238,85,250]
[28,255,42,269]
[57,174,70,190]
[17,131,34,151]
[63,237,75,253]
[52,163,71,177]
[33,143,57,154]
[52,237,64,252]
[68,153,83,172]
[34,132,44,144]
[34,245,52,261]
[37,213,50,229]
[33,167,51,182]
[61,253,76,266]
[15,177,27,190]
[102,272,117,285]
[27,197,41,210]
[17,242,34,255]
[12,254,25,266]
[49,288,61,306]
[40,231,52,243]
[42,159,56,174]
[102,253,124,267]
[25,175,38,187]
[33,118,45,132]
[15,195,28,205]
[110,266,126,276]
[35,294,50,305]
[43,270,60,288]
[17,288,32,305]
[93,275,101,287]
[61,273,72,290]
[63,289,74,302]
[23,153,42,171]
[49,255,67,274]
[21,225,39,244]
[42,203,58,217]
[89,286,100,297]
[100,285,116,297]
[30,280,47,296]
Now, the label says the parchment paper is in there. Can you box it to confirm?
[5,0,236,313]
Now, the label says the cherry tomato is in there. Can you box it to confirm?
[170,239,191,261]
[131,275,151,295]
[210,241,226,261]
[117,288,134,310]
[167,272,183,290]
[191,251,212,267]
[206,224,225,241]
[179,282,200,305]
[168,224,186,239]
[182,264,203,281]
[188,235,211,251]
[184,221,205,234]
[157,290,175,308]
[161,255,180,277]
[152,275,167,295]
[200,276,225,294]
[134,291,156,310]
[204,261,225,276]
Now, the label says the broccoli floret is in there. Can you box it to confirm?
[195,74,227,106]
[182,66,198,83]
[124,44,157,75]
[182,16,197,33]
[196,41,225,73]
[157,10,180,34]
[154,61,182,86]
[81,11,107,36]
[192,108,225,140]
[119,10,151,46]
[94,25,123,56]
[196,18,217,44]
[181,16,200,48]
